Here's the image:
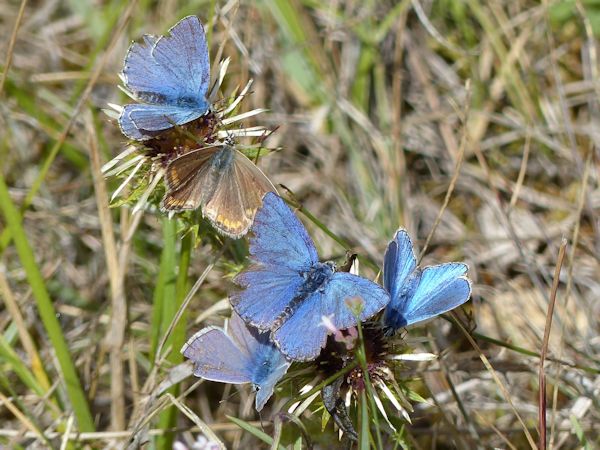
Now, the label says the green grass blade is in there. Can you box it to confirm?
[228,416,286,450]
[0,173,95,432]
[156,231,192,449]
[0,373,53,448]
[0,333,45,397]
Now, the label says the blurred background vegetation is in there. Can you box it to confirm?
[1,0,600,448]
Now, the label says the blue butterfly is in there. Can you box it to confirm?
[382,229,472,334]
[181,312,290,411]
[230,192,390,362]
[118,16,211,141]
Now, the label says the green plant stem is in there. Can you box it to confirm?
[150,219,177,362]
[284,195,381,273]
[472,331,600,374]
[359,390,370,450]
[0,173,95,432]
[156,230,193,449]
[355,321,383,449]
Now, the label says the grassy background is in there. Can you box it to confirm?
[1,0,599,448]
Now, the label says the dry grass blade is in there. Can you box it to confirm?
[419,80,471,261]
[0,0,28,96]
[86,111,126,430]
[0,390,46,444]
[509,132,531,209]
[549,151,593,447]
[474,411,519,450]
[0,270,51,391]
[165,393,226,450]
[454,319,537,449]
[538,238,567,449]
[59,415,75,450]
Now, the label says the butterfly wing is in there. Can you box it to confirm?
[151,16,211,102]
[271,291,327,361]
[231,192,319,330]
[383,229,417,300]
[273,273,390,361]
[227,311,263,357]
[201,149,277,238]
[228,312,290,411]
[119,104,207,140]
[163,146,276,239]
[231,268,305,331]
[181,326,253,384]
[122,34,186,102]
[162,147,221,211]
[246,192,318,270]
[384,263,471,331]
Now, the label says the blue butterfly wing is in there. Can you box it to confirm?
[118,104,206,140]
[231,193,318,330]
[117,105,148,140]
[272,291,328,361]
[383,229,417,300]
[325,272,390,329]
[231,268,304,330]
[227,311,263,357]
[248,192,318,270]
[385,263,471,330]
[151,16,211,103]
[228,312,290,411]
[181,326,252,384]
[273,272,390,361]
[122,34,184,102]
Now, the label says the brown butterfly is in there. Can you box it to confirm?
[161,144,276,239]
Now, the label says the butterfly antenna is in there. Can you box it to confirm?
[258,126,278,144]
[222,128,236,147]
[278,184,301,209]
[219,388,241,406]
[250,126,278,164]
[258,410,265,430]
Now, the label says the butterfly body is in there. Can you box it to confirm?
[271,261,336,329]
[118,16,211,141]
[298,261,336,297]
[162,144,276,238]
[209,145,236,173]
[231,193,390,361]
[382,229,472,335]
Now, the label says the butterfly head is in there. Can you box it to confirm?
[382,309,408,336]
[222,134,236,147]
